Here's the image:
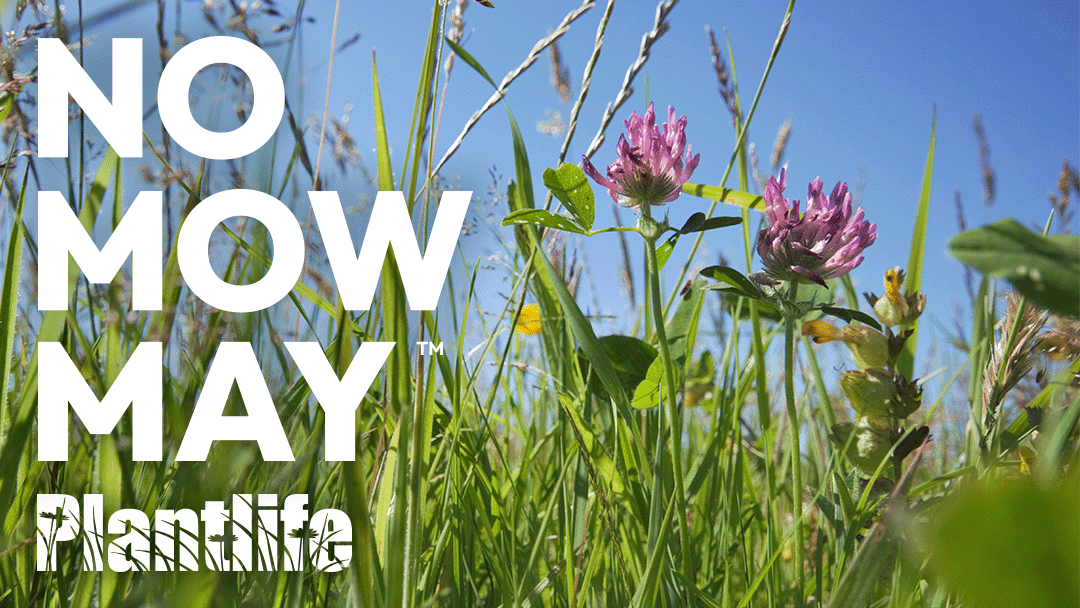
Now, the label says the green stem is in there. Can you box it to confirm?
[783,281,805,605]
[641,201,694,591]
[587,225,640,235]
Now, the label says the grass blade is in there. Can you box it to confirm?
[896,110,935,379]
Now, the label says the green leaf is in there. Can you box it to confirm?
[1001,358,1080,450]
[1037,390,1080,479]
[535,243,630,412]
[373,54,411,426]
[928,476,1079,608]
[507,108,536,212]
[630,281,704,409]
[558,394,626,496]
[681,214,742,233]
[578,336,657,405]
[666,279,706,368]
[819,305,883,331]
[679,212,706,233]
[950,218,1080,318]
[372,57,394,190]
[700,265,760,296]
[631,355,666,409]
[543,163,595,230]
[681,182,764,211]
[502,209,587,234]
[730,298,782,322]
[702,285,764,302]
[825,517,897,608]
[655,235,678,270]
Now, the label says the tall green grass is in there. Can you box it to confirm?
[0,1,1077,607]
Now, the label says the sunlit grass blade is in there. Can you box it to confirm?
[399,0,442,199]
[0,164,27,447]
[444,37,497,89]
[372,51,412,423]
[506,108,629,413]
[896,110,935,379]
[680,182,763,210]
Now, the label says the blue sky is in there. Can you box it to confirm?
[319,1,1078,351]
[34,1,1080,368]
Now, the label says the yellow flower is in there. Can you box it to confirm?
[864,267,925,327]
[1018,446,1037,475]
[515,304,542,335]
[802,320,889,369]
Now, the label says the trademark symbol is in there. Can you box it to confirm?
[416,341,444,355]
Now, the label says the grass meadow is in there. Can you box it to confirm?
[0,1,1077,607]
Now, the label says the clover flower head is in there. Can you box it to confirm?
[757,169,876,287]
[582,103,700,209]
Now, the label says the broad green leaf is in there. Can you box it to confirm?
[681,182,763,211]
[950,218,1080,318]
[700,265,760,296]
[502,208,586,234]
[928,476,1079,608]
[631,355,665,410]
[543,163,595,230]
[631,280,705,408]
[578,335,657,404]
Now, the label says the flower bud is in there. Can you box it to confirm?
[839,368,895,417]
[637,213,667,241]
[831,416,893,474]
[839,368,923,418]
